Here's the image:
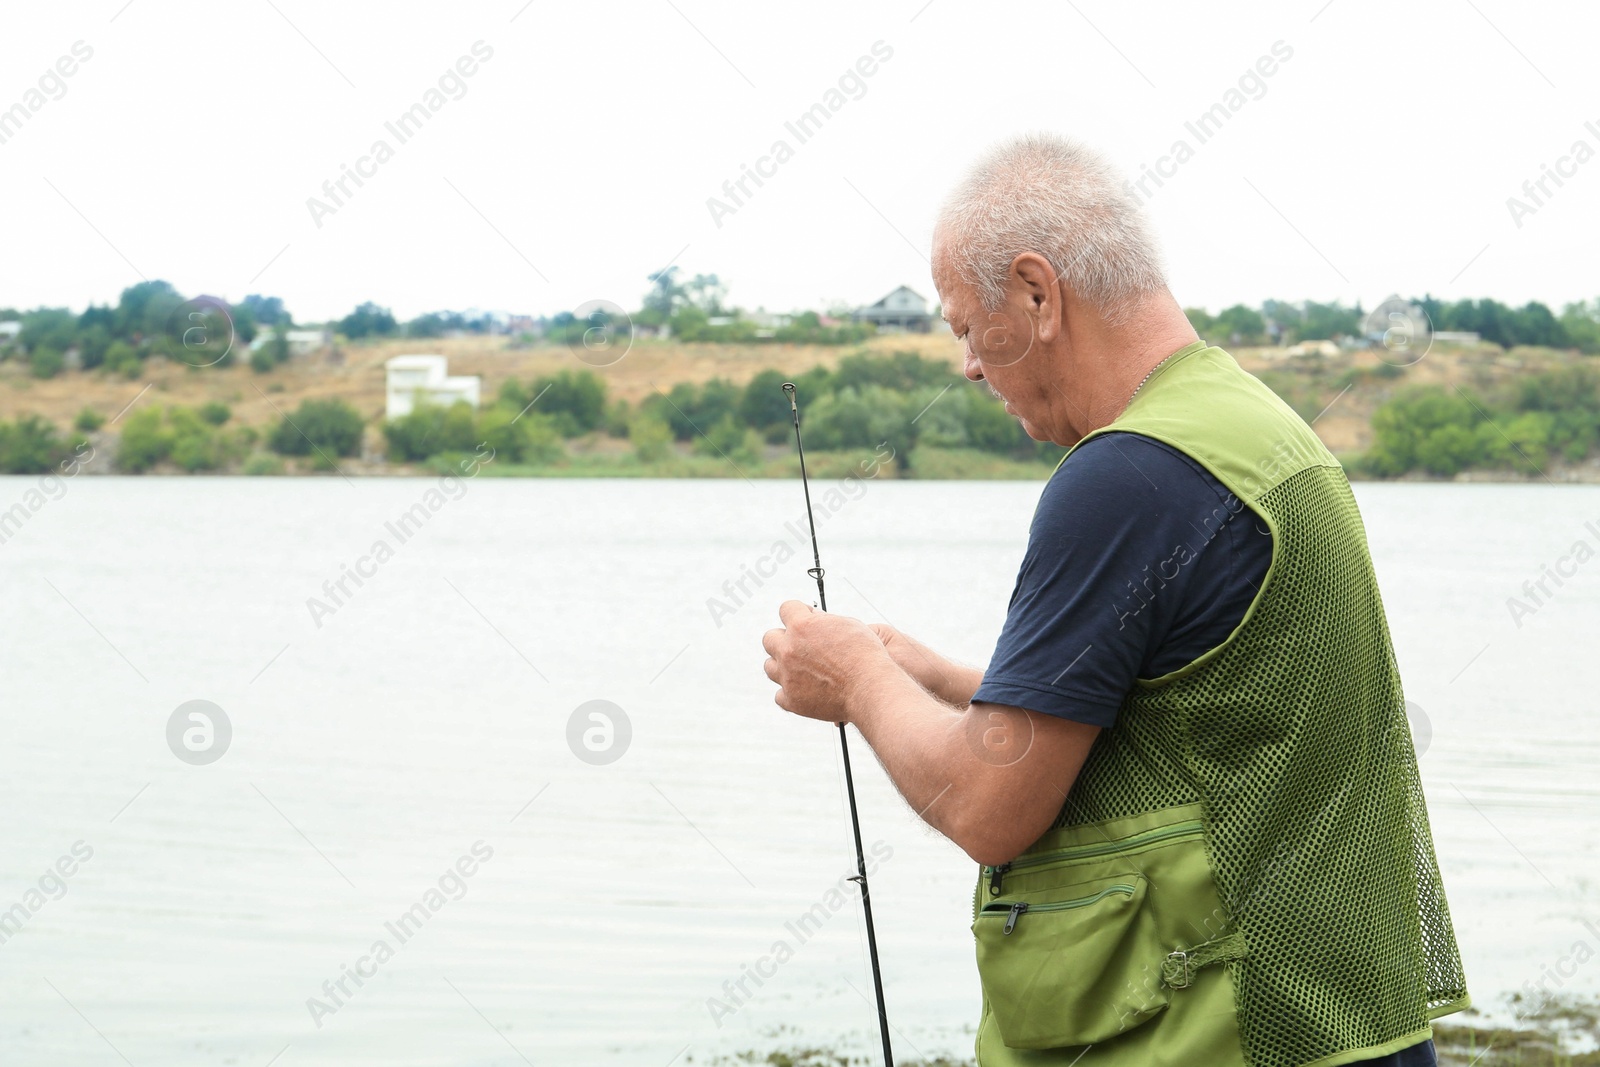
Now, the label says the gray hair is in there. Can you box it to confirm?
[935,134,1166,324]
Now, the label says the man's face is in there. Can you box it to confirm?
[932,245,1057,443]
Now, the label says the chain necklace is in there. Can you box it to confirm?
[1128,350,1179,405]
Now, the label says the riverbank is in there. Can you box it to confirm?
[5,332,1599,480]
[716,1004,1600,1067]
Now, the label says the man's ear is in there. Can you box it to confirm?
[1010,253,1063,343]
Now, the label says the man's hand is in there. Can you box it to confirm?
[762,603,1102,865]
[763,600,896,722]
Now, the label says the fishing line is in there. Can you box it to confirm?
[782,381,894,1067]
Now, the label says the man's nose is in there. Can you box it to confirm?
[963,347,984,382]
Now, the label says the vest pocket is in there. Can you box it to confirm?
[972,872,1169,1048]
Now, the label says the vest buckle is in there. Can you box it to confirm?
[1164,950,1191,989]
[1161,931,1249,989]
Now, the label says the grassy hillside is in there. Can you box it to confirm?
[2,330,1596,479]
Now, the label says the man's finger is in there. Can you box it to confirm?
[777,599,814,626]
[763,657,780,683]
[761,628,785,657]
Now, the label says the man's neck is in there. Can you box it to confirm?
[1063,291,1199,439]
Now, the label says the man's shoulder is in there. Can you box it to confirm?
[1042,431,1235,516]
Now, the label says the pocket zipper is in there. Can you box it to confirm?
[982,883,1139,934]
[986,820,1203,896]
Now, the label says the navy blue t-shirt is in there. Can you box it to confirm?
[971,432,1273,726]
[972,433,1438,1067]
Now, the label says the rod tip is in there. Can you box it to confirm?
[781,382,796,393]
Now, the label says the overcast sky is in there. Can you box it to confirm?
[3,0,1597,323]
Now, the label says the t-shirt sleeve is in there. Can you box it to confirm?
[970,432,1272,727]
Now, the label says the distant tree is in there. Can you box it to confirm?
[1214,304,1267,344]
[1509,301,1566,348]
[1298,301,1362,341]
[649,378,739,440]
[240,294,292,328]
[78,303,116,332]
[77,324,112,368]
[338,302,397,340]
[964,390,1034,455]
[639,266,687,326]
[114,280,184,340]
[1184,307,1216,336]
[406,310,492,337]
[684,273,728,315]
[739,369,793,433]
[667,304,710,341]
[20,308,77,353]
[229,301,258,345]
[1560,299,1600,354]
[833,351,953,393]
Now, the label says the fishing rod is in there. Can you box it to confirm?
[782,381,894,1067]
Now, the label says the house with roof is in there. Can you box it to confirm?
[854,286,933,332]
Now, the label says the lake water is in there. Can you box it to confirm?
[1,474,1596,1066]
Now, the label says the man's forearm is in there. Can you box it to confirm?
[766,604,1089,865]
[842,663,1099,866]
[843,664,976,847]
[885,631,985,708]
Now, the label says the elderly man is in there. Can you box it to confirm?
[763,134,1468,1067]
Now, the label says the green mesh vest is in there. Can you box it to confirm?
[971,342,1469,1067]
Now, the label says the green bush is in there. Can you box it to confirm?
[249,328,291,373]
[804,385,917,455]
[833,350,953,394]
[242,452,285,476]
[474,407,563,465]
[502,369,607,437]
[382,401,477,461]
[103,340,140,378]
[603,399,632,438]
[739,368,793,433]
[29,347,64,378]
[116,408,173,472]
[269,398,364,457]
[0,415,74,474]
[78,324,111,369]
[198,401,231,426]
[644,378,741,441]
[74,408,106,433]
[1361,371,1600,476]
[694,414,763,465]
[1415,424,1482,476]
[628,412,673,462]
[116,405,246,473]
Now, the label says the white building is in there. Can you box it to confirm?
[0,321,20,344]
[248,327,332,356]
[385,355,481,419]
